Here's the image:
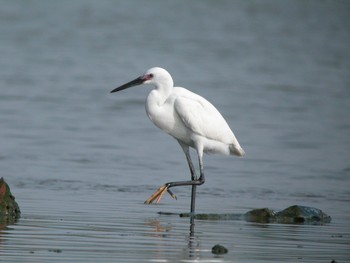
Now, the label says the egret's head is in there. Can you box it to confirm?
[110,67,173,93]
[142,67,172,86]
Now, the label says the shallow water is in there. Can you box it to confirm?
[1,0,350,262]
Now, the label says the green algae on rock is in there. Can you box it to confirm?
[180,213,241,220]
[275,205,331,224]
[174,205,331,225]
[0,177,21,224]
[244,208,275,223]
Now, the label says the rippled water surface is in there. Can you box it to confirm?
[1,0,349,262]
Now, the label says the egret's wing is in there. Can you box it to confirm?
[174,94,234,144]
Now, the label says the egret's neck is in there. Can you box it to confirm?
[149,78,173,105]
[146,79,173,119]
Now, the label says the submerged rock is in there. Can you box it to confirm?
[211,244,228,254]
[180,212,241,220]
[173,205,331,225]
[245,205,331,224]
[274,205,331,224]
[244,208,275,223]
[0,177,21,225]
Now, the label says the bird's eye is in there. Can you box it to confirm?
[141,73,153,81]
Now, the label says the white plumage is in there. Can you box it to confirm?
[111,67,244,213]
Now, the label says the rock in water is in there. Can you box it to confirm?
[0,177,21,224]
[244,208,275,223]
[275,205,331,224]
[211,244,228,254]
[166,205,331,225]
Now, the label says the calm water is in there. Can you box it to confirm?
[1,0,349,262]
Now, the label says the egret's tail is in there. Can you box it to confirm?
[229,144,245,157]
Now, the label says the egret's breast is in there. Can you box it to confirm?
[146,95,190,144]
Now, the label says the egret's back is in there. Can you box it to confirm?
[172,87,244,156]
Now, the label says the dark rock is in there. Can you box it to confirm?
[165,205,331,225]
[0,177,21,225]
[180,213,240,220]
[211,244,228,254]
[275,205,331,225]
[244,208,275,223]
[244,205,331,225]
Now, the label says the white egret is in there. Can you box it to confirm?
[110,67,244,213]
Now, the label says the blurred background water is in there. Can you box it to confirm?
[0,0,349,262]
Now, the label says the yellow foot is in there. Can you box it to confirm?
[144,184,177,204]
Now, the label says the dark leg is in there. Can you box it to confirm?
[179,142,197,181]
[191,150,205,214]
[144,143,205,214]
[179,143,198,214]
[190,184,197,214]
[144,175,205,205]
